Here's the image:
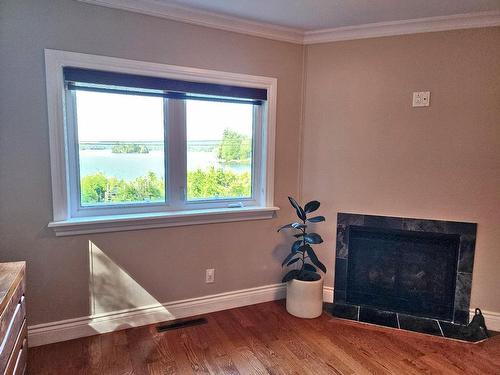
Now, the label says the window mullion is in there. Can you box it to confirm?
[167,99,187,209]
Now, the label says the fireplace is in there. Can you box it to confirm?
[332,213,478,340]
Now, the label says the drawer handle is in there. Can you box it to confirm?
[0,297,23,353]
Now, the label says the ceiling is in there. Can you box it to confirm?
[162,0,500,31]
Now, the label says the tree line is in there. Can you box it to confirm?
[81,168,251,204]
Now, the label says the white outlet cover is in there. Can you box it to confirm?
[412,91,430,107]
[205,268,215,283]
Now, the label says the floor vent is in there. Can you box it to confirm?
[156,317,207,332]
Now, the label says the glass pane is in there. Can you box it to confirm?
[186,100,253,201]
[75,90,165,206]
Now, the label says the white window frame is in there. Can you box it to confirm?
[44,49,279,236]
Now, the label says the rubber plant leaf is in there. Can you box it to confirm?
[304,200,320,213]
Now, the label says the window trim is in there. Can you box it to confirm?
[45,49,278,235]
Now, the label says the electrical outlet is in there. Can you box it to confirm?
[205,268,215,283]
[412,91,430,107]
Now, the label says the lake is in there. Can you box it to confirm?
[79,149,250,180]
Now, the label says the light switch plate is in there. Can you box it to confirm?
[412,91,430,107]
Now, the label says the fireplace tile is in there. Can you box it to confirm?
[332,303,359,320]
[334,258,347,291]
[337,213,364,226]
[402,218,447,233]
[458,235,476,274]
[364,215,403,230]
[334,290,346,303]
[453,310,470,325]
[439,321,464,340]
[359,307,398,328]
[398,314,443,337]
[454,272,472,311]
[336,225,348,259]
[446,222,477,236]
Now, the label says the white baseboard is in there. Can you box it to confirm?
[323,286,334,302]
[28,284,499,347]
[29,283,287,347]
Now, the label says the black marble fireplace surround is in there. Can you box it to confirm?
[332,213,479,341]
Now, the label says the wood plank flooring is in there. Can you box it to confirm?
[28,301,500,374]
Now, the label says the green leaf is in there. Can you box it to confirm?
[304,200,320,213]
[297,244,311,253]
[288,196,306,221]
[277,223,294,232]
[304,233,323,244]
[307,216,326,223]
[306,247,327,273]
[291,240,302,253]
[281,252,298,267]
[282,269,300,283]
[278,222,307,232]
[287,258,301,266]
[303,263,317,272]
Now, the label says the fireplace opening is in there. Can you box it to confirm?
[347,226,460,321]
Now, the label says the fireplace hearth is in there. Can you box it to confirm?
[331,213,482,342]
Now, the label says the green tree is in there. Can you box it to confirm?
[187,167,251,200]
[111,143,149,154]
[217,129,251,163]
[81,172,110,203]
[81,169,251,205]
[81,172,164,204]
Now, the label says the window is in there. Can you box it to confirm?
[73,90,166,208]
[45,50,277,235]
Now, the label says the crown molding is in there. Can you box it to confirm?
[303,11,500,44]
[78,1,500,45]
[78,0,304,44]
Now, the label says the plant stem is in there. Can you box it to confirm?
[299,217,307,278]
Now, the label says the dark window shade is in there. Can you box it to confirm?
[63,67,267,105]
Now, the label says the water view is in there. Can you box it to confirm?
[75,90,254,205]
[79,144,250,181]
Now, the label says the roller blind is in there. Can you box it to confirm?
[63,67,267,105]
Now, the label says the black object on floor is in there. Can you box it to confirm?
[157,317,208,332]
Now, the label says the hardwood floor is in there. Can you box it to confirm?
[28,301,500,374]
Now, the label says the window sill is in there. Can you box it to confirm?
[48,206,280,236]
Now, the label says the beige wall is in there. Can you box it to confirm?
[0,0,304,324]
[302,28,500,312]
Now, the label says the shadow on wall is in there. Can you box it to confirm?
[88,241,174,332]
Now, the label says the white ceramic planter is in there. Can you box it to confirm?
[286,276,323,318]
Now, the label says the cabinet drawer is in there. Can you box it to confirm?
[0,280,24,345]
[0,296,25,373]
[11,338,26,375]
[3,320,26,375]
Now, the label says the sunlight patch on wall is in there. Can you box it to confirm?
[88,241,173,332]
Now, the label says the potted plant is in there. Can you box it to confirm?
[278,197,327,318]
